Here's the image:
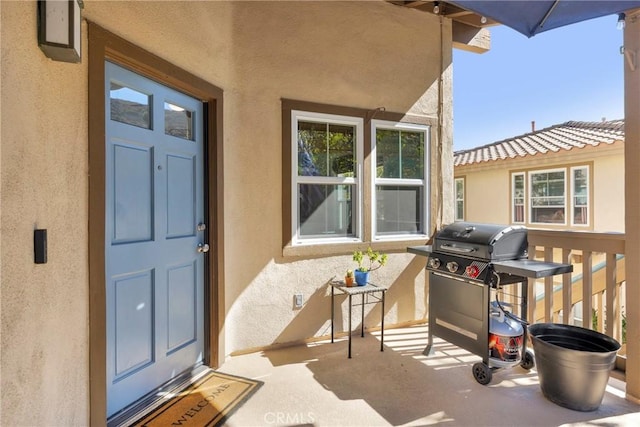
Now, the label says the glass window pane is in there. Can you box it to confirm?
[454,178,464,221]
[110,82,151,129]
[329,124,355,177]
[297,121,355,177]
[455,179,464,199]
[456,201,464,221]
[530,170,566,224]
[298,184,354,238]
[531,171,565,196]
[164,102,194,141]
[376,185,423,235]
[376,129,424,179]
[531,182,545,195]
[573,206,588,225]
[514,175,524,191]
[532,196,564,207]
[574,196,587,206]
[548,180,564,196]
[531,172,564,200]
[573,169,588,195]
[298,121,327,177]
[400,131,424,179]
[377,129,400,178]
[549,171,565,181]
[573,167,588,225]
[574,167,587,180]
[514,206,525,223]
[531,207,565,223]
[513,173,525,223]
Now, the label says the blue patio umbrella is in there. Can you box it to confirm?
[449,0,640,37]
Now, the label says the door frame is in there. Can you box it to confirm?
[88,22,224,426]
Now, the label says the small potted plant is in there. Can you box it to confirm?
[352,247,388,286]
[345,269,355,287]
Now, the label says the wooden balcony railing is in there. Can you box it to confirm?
[525,230,627,365]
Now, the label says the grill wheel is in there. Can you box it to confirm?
[520,349,535,370]
[472,362,492,385]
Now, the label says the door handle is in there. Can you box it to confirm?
[197,243,210,253]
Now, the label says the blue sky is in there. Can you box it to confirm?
[453,14,626,151]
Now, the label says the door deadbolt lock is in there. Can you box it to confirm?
[197,223,206,232]
[197,243,210,253]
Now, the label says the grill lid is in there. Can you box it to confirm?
[434,222,528,261]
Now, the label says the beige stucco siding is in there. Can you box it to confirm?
[2,1,451,424]
[207,1,447,353]
[593,153,625,232]
[458,168,510,224]
[1,2,90,425]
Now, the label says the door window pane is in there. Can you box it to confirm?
[110,82,152,129]
[298,184,355,238]
[164,102,194,141]
[376,185,423,235]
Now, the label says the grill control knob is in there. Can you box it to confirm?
[428,258,441,269]
[465,265,480,279]
[446,262,459,273]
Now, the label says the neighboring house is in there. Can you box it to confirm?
[1,1,497,425]
[453,120,625,232]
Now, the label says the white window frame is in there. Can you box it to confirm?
[291,110,364,245]
[511,172,526,224]
[371,119,430,240]
[454,177,465,221]
[529,168,567,226]
[570,165,590,227]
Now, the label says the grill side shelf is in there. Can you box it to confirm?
[492,260,573,278]
[407,245,433,257]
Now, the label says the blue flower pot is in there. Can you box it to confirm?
[354,270,369,286]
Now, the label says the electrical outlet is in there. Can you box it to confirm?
[294,293,304,308]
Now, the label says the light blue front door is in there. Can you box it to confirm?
[105,62,206,417]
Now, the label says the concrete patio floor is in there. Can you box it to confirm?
[218,324,640,427]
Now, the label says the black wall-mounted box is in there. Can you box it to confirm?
[34,229,47,264]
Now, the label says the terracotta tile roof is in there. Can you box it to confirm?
[454,120,625,167]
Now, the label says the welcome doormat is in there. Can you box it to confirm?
[131,370,263,427]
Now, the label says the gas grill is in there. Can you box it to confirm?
[408,222,573,384]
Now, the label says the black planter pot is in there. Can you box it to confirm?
[528,323,621,412]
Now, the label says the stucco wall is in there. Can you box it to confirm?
[1,1,452,424]
[213,1,450,353]
[593,152,625,232]
[458,168,510,224]
[1,1,90,425]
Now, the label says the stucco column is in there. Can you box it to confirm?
[624,7,640,404]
